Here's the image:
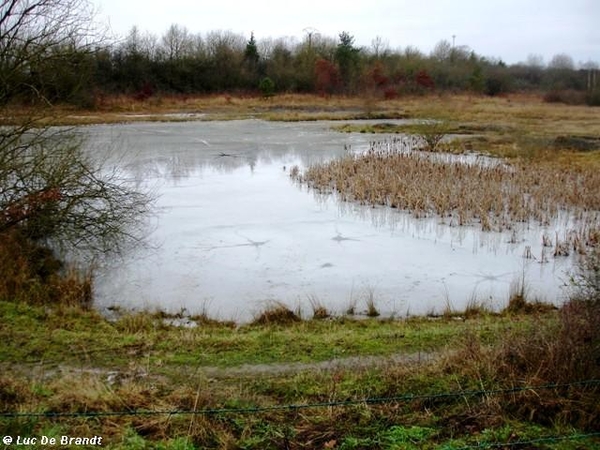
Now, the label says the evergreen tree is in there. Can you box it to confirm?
[334,32,360,92]
[244,32,260,65]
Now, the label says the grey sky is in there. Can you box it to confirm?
[94,0,599,65]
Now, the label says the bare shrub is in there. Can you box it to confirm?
[1,0,152,306]
[414,121,449,152]
[0,130,151,256]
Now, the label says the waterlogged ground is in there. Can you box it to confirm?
[87,120,574,321]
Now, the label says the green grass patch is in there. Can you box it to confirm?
[0,301,547,371]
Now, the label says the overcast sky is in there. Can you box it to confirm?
[94,0,599,65]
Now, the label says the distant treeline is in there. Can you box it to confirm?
[4,25,600,107]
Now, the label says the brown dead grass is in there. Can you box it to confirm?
[6,92,598,136]
[251,301,301,325]
[295,142,600,237]
[0,230,92,307]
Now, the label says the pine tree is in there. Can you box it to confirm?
[244,32,260,65]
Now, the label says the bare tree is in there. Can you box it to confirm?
[580,60,599,70]
[526,53,545,69]
[403,45,424,60]
[0,129,151,255]
[1,0,151,258]
[548,53,575,70]
[122,26,157,59]
[204,30,245,58]
[370,35,389,59]
[160,23,193,61]
[0,0,103,105]
[431,39,452,61]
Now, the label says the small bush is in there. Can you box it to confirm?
[543,89,586,105]
[484,76,509,96]
[415,70,435,90]
[414,121,449,152]
[440,247,600,431]
[133,82,155,101]
[259,77,275,98]
[383,86,398,100]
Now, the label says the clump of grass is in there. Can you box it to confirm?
[365,288,380,317]
[49,266,93,309]
[505,273,555,314]
[289,164,300,178]
[0,376,31,410]
[506,272,529,313]
[463,294,491,318]
[114,311,160,333]
[187,300,229,326]
[308,295,330,320]
[251,301,301,325]
[345,298,358,316]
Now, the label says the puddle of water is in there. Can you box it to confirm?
[88,120,575,322]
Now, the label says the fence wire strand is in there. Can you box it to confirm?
[2,379,599,419]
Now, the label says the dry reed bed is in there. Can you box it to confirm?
[294,141,600,241]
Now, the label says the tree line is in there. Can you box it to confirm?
[2,21,599,108]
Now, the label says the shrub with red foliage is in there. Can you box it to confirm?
[315,58,341,95]
[383,87,398,99]
[133,82,155,101]
[3,188,63,227]
[366,62,389,88]
[415,70,435,89]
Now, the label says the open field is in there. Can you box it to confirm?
[2,92,598,129]
[5,92,599,166]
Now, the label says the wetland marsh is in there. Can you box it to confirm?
[88,118,593,321]
[4,94,600,449]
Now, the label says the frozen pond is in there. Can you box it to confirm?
[87,120,574,322]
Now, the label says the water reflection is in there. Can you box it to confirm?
[87,120,576,322]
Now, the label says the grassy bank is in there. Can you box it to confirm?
[1,297,599,449]
[0,300,549,373]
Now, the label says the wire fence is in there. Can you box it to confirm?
[2,379,599,418]
[2,379,599,448]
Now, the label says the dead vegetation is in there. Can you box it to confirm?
[293,140,600,243]
[0,230,92,308]
[251,301,302,325]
